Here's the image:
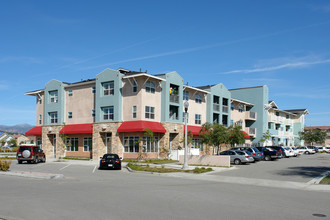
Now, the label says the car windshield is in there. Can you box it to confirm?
[19,146,31,152]
[104,155,119,159]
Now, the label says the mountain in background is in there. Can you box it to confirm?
[0,123,34,134]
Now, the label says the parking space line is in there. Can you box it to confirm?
[59,164,71,170]
[92,165,97,173]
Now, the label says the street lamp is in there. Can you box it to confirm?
[182,100,189,169]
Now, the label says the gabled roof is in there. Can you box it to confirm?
[284,109,309,115]
[229,85,264,91]
[231,98,254,106]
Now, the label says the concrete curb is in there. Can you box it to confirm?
[0,171,64,179]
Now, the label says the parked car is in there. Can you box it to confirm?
[269,146,286,157]
[292,147,303,156]
[296,146,316,154]
[311,146,319,153]
[16,145,46,164]
[99,154,122,170]
[256,147,281,161]
[283,147,295,157]
[231,147,264,161]
[325,147,330,153]
[317,146,326,153]
[219,150,254,165]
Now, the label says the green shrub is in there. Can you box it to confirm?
[0,159,12,171]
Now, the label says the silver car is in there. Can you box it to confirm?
[219,150,255,165]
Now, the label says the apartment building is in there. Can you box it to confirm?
[25,68,234,160]
[230,86,308,146]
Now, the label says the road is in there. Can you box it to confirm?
[0,154,329,220]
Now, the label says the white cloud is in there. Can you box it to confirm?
[222,59,330,74]
[0,56,42,64]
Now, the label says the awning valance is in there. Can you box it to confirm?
[117,121,166,133]
[25,126,42,136]
[60,123,93,134]
[184,125,202,136]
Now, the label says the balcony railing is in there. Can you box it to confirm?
[169,113,179,120]
[222,105,228,113]
[245,111,257,120]
[213,103,220,111]
[169,94,179,103]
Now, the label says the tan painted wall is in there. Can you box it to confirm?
[230,100,246,130]
[179,155,230,167]
[65,84,95,124]
[122,77,162,121]
[184,88,207,126]
[36,93,44,125]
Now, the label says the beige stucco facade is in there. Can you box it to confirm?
[184,87,207,126]
[36,92,44,126]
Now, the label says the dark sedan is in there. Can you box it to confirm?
[99,154,122,170]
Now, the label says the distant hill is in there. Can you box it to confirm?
[0,123,34,134]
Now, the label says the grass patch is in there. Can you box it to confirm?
[126,163,213,174]
[319,176,330,185]
[122,159,178,164]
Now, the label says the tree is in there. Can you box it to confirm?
[259,130,272,146]
[228,124,245,147]
[7,138,17,147]
[199,122,229,154]
[299,129,327,145]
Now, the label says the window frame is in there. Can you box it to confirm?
[66,137,79,152]
[195,114,201,125]
[102,81,114,96]
[142,136,159,153]
[49,112,58,124]
[83,137,93,152]
[146,81,155,93]
[68,112,73,119]
[195,94,202,104]
[123,136,140,153]
[183,91,189,101]
[132,105,137,118]
[145,106,155,119]
[132,79,138,93]
[102,106,114,121]
[49,90,58,103]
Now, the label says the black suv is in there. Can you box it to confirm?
[269,146,286,157]
[16,145,46,164]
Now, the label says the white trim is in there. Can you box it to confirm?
[183,85,210,94]
[231,98,254,106]
[25,90,44,96]
[123,73,166,82]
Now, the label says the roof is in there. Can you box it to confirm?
[183,85,210,94]
[229,86,264,91]
[25,126,42,136]
[284,109,309,115]
[196,85,216,90]
[60,124,93,134]
[117,121,166,133]
[304,126,330,130]
[231,98,254,106]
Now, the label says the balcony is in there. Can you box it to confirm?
[222,105,228,113]
[213,103,220,112]
[245,111,257,120]
[170,94,179,103]
[245,127,257,138]
[285,119,293,126]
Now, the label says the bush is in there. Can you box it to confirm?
[0,159,12,171]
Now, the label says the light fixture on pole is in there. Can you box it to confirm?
[182,100,189,169]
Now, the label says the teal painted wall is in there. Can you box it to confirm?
[160,71,184,123]
[204,83,231,126]
[95,69,123,122]
[230,86,269,143]
[44,80,65,125]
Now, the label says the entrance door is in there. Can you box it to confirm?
[105,133,112,154]
[48,134,56,158]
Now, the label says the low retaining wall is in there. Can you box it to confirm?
[179,155,230,167]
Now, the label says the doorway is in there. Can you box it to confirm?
[105,133,112,154]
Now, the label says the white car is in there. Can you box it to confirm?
[317,146,326,153]
[325,147,330,153]
[291,147,302,156]
[296,146,316,154]
[283,147,295,157]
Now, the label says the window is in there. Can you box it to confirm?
[102,107,114,120]
[132,106,137,118]
[68,90,73,96]
[275,112,280,116]
[83,137,92,152]
[133,80,137,93]
[68,112,72,119]
[123,136,140,153]
[92,109,95,117]
[39,114,42,125]
[183,91,189,101]
[146,81,155,93]
[145,106,155,119]
[49,90,58,103]
[142,137,159,153]
[195,114,201,125]
[286,115,290,119]
[231,103,234,110]
[49,112,58,124]
[195,94,202,103]
[66,138,78,151]
[36,138,42,147]
[268,122,272,129]
[92,86,96,93]
[191,139,203,151]
[102,81,114,96]
[238,104,244,112]
[38,98,42,104]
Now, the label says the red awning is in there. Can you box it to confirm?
[60,123,93,134]
[184,125,202,135]
[117,121,166,133]
[25,126,42,136]
[243,131,251,139]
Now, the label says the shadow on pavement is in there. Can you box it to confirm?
[276,166,330,178]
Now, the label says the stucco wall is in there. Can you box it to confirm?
[179,155,230,167]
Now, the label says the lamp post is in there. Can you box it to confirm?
[182,100,189,169]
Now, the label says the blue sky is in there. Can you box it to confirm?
[1,0,330,126]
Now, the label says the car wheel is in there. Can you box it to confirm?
[264,155,271,161]
[305,151,310,154]
[42,156,46,163]
[34,157,38,164]
[18,160,22,164]
[234,159,241,165]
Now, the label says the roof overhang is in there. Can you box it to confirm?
[25,90,44,96]
[231,98,254,106]
[183,85,210,94]
[117,121,166,133]
[25,126,42,136]
[122,73,166,82]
